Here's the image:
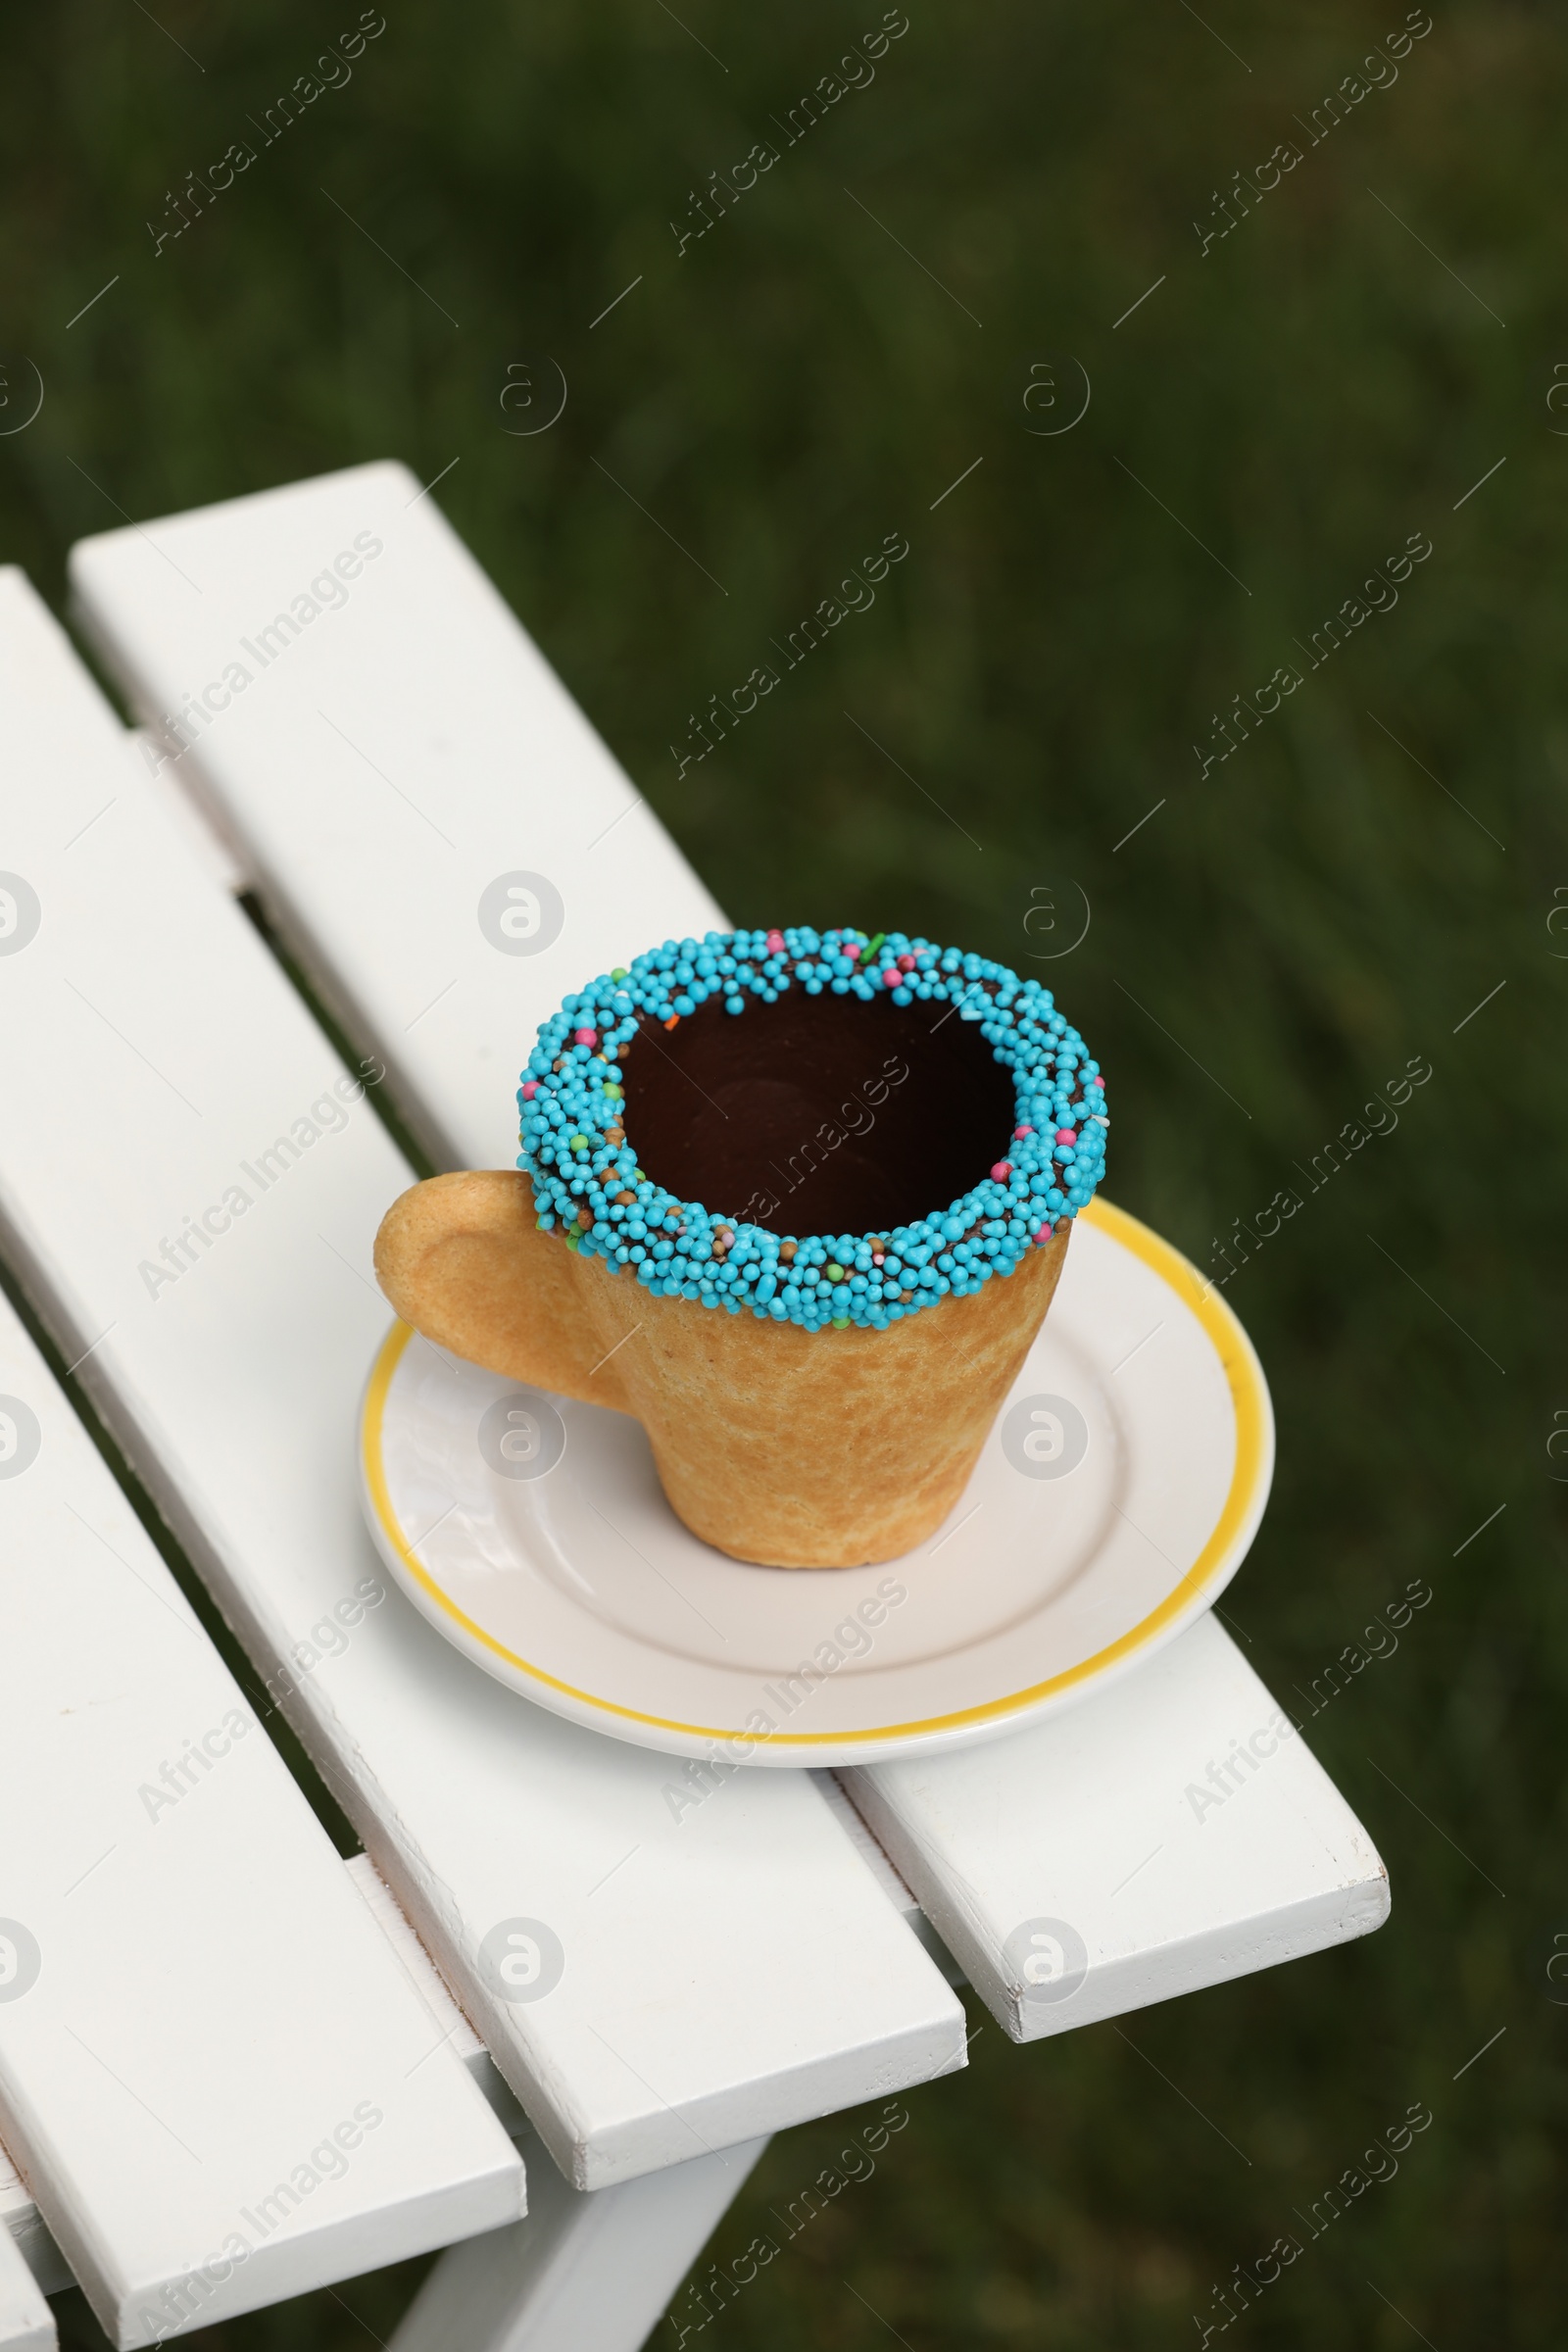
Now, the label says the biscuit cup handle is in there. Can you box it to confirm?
[373,1170,633,1413]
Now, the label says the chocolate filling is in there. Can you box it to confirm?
[620,990,1016,1233]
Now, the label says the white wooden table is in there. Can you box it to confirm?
[0,466,1389,2350]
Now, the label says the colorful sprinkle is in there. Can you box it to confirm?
[514,927,1107,1335]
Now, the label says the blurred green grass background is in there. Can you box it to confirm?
[2,0,1559,2345]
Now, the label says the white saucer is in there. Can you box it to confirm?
[359,1197,1273,1767]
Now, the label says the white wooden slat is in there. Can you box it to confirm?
[2,1857,767,2352]
[0,568,965,2193]
[70,459,723,1174]
[0,1872,493,2308]
[0,1281,522,2349]
[0,2223,53,2352]
[0,1856,516,2316]
[64,464,1386,2059]
[350,1835,945,2135]
[843,1611,1389,2042]
[0,1851,522,2323]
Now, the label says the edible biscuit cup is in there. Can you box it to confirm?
[374,927,1106,1568]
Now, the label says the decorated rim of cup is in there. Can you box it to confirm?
[516,925,1107,1335]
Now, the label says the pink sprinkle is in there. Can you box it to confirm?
[882,967,902,988]
[1034,1225,1051,1245]
[1013,1124,1034,1139]
[766,929,785,953]
[1091,1076,1104,1089]
[574,1026,597,1048]
[1056,1127,1077,1145]
[521,1079,539,1099]
[991,1160,1011,1181]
